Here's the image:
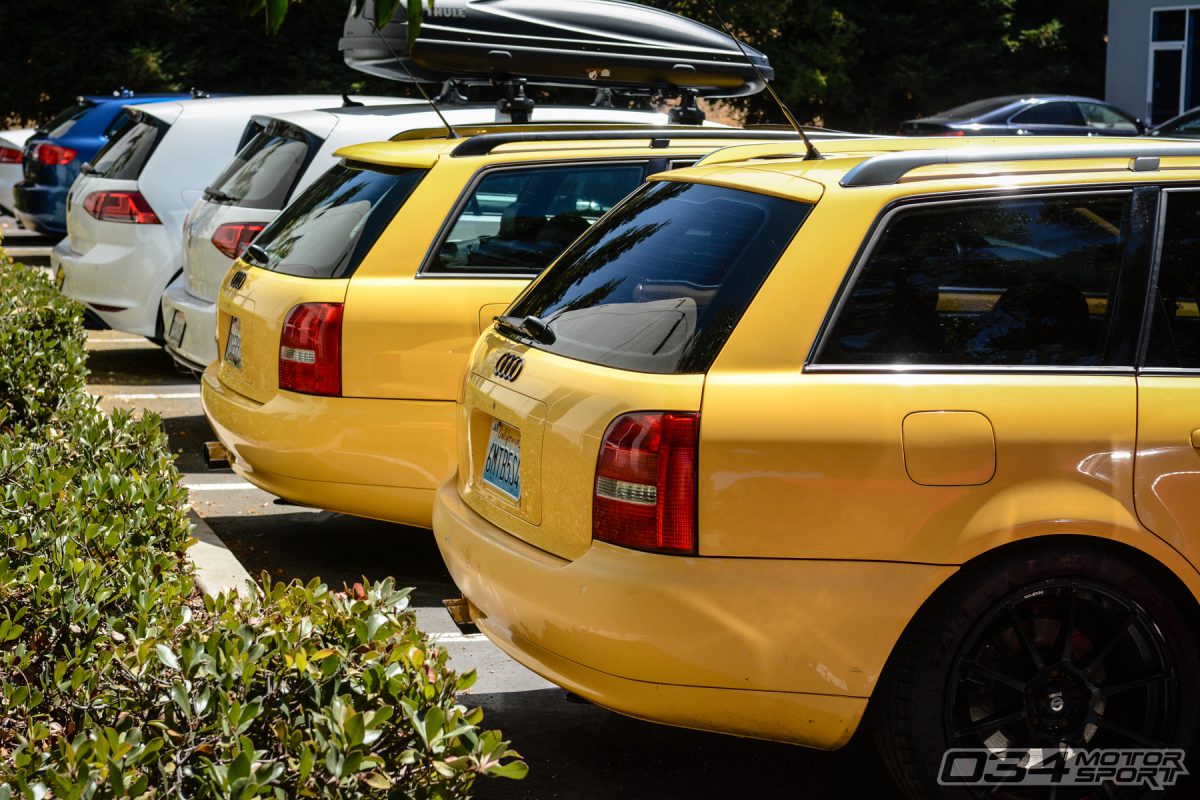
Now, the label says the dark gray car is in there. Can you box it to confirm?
[899,94,1144,137]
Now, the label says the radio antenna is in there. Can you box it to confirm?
[703,1,822,160]
[371,24,459,139]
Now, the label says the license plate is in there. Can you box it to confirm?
[224,316,243,369]
[482,419,521,503]
[167,311,186,348]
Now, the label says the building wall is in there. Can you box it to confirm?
[1107,0,1157,122]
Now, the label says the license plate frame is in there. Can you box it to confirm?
[167,311,187,349]
[482,419,522,503]
[224,316,243,369]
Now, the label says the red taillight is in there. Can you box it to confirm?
[593,411,699,555]
[33,143,77,165]
[82,191,161,224]
[211,223,265,260]
[279,303,343,397]
[0,147,21,164]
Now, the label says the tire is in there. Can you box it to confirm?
[872,540,1199,800]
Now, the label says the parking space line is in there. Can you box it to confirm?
[185,482,258,491]
[89,337,150,344]
[429,632,490,644]
[96,391,202,400]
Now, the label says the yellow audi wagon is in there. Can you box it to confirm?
[434,136,1200,799]
[200,124,852,528]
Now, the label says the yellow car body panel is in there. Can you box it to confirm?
[202,130,802,527]
[435,136,1200,750]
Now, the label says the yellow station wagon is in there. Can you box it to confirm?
[200,125,855,528]
[434,136,1200,799]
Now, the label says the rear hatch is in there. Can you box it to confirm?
[458,178,813,560]
[216,159,426,404]
[65,108,173,253]
[185,119,320,302]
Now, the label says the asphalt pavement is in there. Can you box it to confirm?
[83,328,895,799]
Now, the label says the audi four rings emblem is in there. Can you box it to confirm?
[494,353,524,382]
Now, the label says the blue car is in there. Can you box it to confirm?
[13,90,196,235]
[898,94,1146,138]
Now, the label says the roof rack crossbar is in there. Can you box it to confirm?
[840,144,1200,188]
[450,128,817,158]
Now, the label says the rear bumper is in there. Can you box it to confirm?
[432,477,956,748]
[12,182,66,235]
[201,365,456,528]
[161,275,217,371]
[54,226,178,338]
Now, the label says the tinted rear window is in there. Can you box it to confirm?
[247,162,425,279]
[504,181,811,374]
[90,115,169,180]
[41,101,93,138]
[208,125,313,211]
[935,97,1017,119]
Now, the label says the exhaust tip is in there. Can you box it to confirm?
[203,440,230,469]
[442,597,482,636]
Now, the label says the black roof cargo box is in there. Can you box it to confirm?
[340,0,773,98]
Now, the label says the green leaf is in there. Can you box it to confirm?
[407,0,429,50]
[486,760,530,780]
[375,0,399,29]
[265,0,288,34]
[156,643,180,671]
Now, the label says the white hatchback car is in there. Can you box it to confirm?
[161,103,674,370]
[52,95,397,340]
[0,129,35,218]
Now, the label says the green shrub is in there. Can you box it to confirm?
[0,252,525,797]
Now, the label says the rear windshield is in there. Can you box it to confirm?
[41,101,94,138]
[207,124,313,210]
[503,181,812,374]
[90,114,169,180]
[246,162,426,279]
[935,97,1017,119]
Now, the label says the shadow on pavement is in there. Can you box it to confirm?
[87,343,189,388]
[469,688,893,800]
[161,414,222,474]
[202,510,456,609]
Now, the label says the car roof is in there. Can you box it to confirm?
[261,103,669,140]
[652,136,1200,204]
[125,95,397,123]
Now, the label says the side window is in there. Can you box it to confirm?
[1146,191,1200,369]
[1011,102,1084,126]
[1078,102,1139,132]
[429,163,647,276]
[817,194,1132,367]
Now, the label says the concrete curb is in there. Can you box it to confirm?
[188,509,255,597]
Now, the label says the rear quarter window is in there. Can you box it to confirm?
[246,162,425,280]
[504,180,811,374]
[90,114,169,180]
[815,193,1132,368]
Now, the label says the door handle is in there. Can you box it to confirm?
[1192,429,1200,449]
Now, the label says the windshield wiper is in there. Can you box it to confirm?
[79,162,99,176]
[495,314,556,345]
[203,186,237,203]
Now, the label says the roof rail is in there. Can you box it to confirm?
[840,143,1200,188]
[450,127,828,158]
